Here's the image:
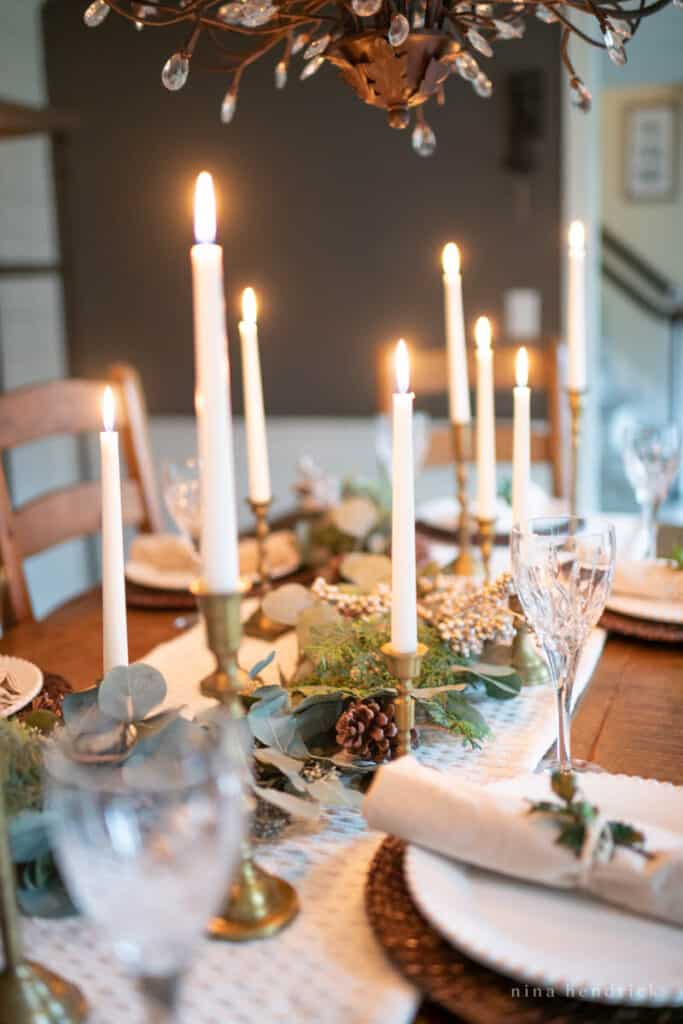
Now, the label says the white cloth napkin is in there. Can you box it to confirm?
[364,757,683,928]
[613,559,683,603]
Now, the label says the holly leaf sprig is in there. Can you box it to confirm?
[528,771,652,860]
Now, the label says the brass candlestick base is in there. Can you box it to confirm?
[244,498,289,641]
[509,594,549,686]
[477,517,496,583]
[381,642,428,757]
[567,389,586,518]
[451,422,479,577]
[192,583,299,941]
[0,777,87,1023]
[0,962,88,1024]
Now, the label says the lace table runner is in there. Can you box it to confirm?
[24,600,606,1024]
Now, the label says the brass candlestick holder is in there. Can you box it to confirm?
[244,498,289,641]
[509,593,549,686]
[380,642,428,757]
[567,389,586,518]
[451,422,478,577]
[477,517,496,583]
[191,582,299,941]
[0,789,87,1023]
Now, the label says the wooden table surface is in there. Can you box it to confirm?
[2,580,682,1024]
[3,586,682,784]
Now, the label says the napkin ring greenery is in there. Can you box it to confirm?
[528,771,652,861]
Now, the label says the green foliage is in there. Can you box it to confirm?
[528,771,651,860]
[670,544,683,570]
[0,719,44,816]
[498,477,513,506]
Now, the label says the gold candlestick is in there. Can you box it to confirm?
[567,388,586,518]
[380,642,428,757]
[191,583,299,941]
[0,789,87,1023]
[451,422,478,577]
[244,498,288,641]
[509,593,549,686]
[476,517,496,583]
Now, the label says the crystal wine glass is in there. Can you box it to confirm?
[511,516,616,774]
[621,423,681,559]
[375,411,431,481]
[45,721,244,1023]
[163,457,202,553]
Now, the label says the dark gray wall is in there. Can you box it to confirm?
[43,1,561,415]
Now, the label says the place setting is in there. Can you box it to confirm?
[1,4,683,1023]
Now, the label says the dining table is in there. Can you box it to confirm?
[2,533,683,1024]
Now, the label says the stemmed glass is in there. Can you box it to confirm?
[45,722,244,1022]
[375,411,431,481]
[511,516,616,774]
[621,423,680,559]
[163,457,202,554]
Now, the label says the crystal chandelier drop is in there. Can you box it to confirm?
[83,0,678,156]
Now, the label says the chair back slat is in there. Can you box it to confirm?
[13,479,145,560]
[0,379,128,451]
[376,339,566,498]
[0,364,161,627]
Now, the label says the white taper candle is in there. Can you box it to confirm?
[100,386,129,674]
[475,317,496,520]
[391,340,418,653]
[567,220,587,391]
[512,346,530,529]
[442,242,471,425]
[238,287,272,505]
[191,171,239,591]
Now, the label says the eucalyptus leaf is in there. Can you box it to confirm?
[252,784,320,821]
[254,748,307,792]
[98,664,167,723]
[340,552,391,590]
[292,693,345,748]
[306,776,364,810]
[248,686,290,718]
[248,651,276,680]
[248,709,309,758]
[62,686,99,724]
[9,810,51,863]
[330,496,378,540]
[261,584,314,627]
[296,603,342,654]
[17,878,77,919]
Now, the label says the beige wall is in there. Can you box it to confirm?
[602,82,683,286]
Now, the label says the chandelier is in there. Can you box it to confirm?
[83,0,677,156]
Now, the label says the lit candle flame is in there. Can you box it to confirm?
[474,316,492,352]
[102,386,115,432]
[441,242,461,278]
[394,339,410,394]
[568,220,585,253]
[515,346,529,388]
[194,171,217,244]
[242,286,258,325]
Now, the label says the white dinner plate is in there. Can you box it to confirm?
[126,531,301,592]
[405,772,683,1006]
[416,488,567,535]
[0,656,44,717]
[605,593,683,626]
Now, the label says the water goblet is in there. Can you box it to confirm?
[511,516,616,774]
[45,721,244,1023]
[621,422,680,559]
[162,457,202,553]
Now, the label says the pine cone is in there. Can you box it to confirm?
[335,698,401,763]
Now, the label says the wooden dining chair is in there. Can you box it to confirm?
[0,363,164,627]
[376,340,567,497]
